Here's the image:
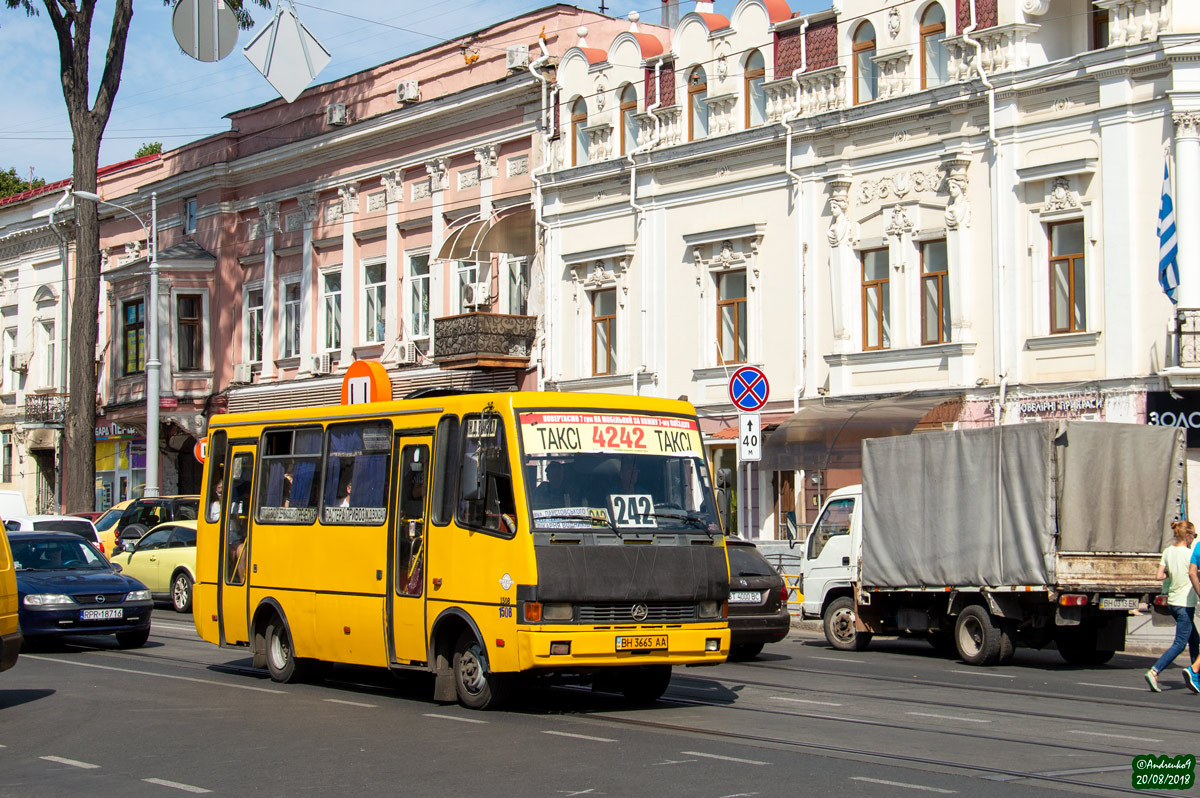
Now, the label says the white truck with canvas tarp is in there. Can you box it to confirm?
[798,421,1186,666]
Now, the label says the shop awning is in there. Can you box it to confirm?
[761,392,961,471]
[434,206,535,262]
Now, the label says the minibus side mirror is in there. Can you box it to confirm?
[461,454,484,502]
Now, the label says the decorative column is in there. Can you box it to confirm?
[259,201,279,380]
[884,204,914,349]
[427,158,449,355]
[338,185,358,366]
[825,174,857,354]
[382,171,403,355]
[942,156,974,342]
[297,193,318,373]
[475,145,499,289]
[1175,112,1200,309]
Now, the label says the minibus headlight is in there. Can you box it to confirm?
[542,602,573,621]
[24,594,75,607]
[698,601,720,619]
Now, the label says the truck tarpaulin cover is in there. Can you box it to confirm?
[861,422,1185,588]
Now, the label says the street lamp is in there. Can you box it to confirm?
[73,190,160,499]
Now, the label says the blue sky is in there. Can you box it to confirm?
[0,0,822,184]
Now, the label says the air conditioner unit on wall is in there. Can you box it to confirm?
[396,80,420,103]
[312,353,332,376]
[505,45,529,71]
[231,363,253,383]
[397,341,418,365]
[464,282,490,309]
[9,352,30,372]
[325,102,348,126]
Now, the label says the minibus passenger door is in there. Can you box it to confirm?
[219,449,256,646]
[388,438,431,665]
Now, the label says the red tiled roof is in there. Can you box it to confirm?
[761,0,792,24]
[696,12,731,31]
[712,426,739,440]
[0,153,160,210]
[629,32,665,59]
[579,47,608,65]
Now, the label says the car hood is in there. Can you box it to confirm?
[17,569,146,595]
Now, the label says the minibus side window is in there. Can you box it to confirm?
[321,421,391,525]
[256,427,322,524]
[457,414,517,537]
[205,431,228,523]
[431,416,459,526]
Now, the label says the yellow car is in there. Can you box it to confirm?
[93,499,132,558]
[109,520,196,613]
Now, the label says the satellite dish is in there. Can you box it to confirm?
[172,0,239,63]
[243,2,332,104]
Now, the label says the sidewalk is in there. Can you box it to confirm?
[787,610,1182,659]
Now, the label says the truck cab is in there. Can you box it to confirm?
[799,486,870,650]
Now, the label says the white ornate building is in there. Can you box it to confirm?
[542,0,1200,538]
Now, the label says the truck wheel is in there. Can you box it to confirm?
[955,605,1004,666]
[823,596,871,652]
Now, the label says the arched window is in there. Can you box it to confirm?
[619,84,638,156]
[921,4,948,89]
[853,22,877,105]
[571,98,588,167]
[744,50,766,128]
[688,66,708,141]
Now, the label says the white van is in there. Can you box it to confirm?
[0,491,28,520]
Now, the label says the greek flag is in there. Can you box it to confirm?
[1159,158,1179,303]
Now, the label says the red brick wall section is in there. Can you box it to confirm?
[644,62,676,107]
[956,0,996,34]
[805,18,837,72]
[775,26,802,75]
[645,67,656,106]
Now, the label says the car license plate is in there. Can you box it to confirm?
[616,635,667,651]
[729,591,763,604]
[1099,598,1138,611]
[80,608,123,620]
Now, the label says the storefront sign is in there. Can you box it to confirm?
[95,423,140,441]
[519,413,702,456]
[1017,394,1105,418]
[1147,391,1200,447]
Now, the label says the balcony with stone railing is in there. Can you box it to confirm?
[652,105,684,147]
[703,93,740,137]
[945,24,1039,80]
[433,313,537,370]
[763,77,797,123]
[1095,0,1171,47]
[797,65,847,116]
[583,122,614,163]
[23,392,68,426]
[872,49,912,101]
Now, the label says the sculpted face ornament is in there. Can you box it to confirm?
[630,603,649,622]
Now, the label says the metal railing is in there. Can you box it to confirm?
[764,550,805,616]
[23,392,68,425]
[1177,308,1200,368]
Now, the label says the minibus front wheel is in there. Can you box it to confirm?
[452,631,510,710]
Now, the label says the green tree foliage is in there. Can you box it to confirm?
[0,166,45,198]
[4,0,269,512]
[135,141,162,157]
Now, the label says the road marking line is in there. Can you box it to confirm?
[1068,730,1161,743]
[323,698,376,708]
[1076,682,1144,692]
[542,731,616,742]
[811,656,864,664]
[906,711,991,724]
[423,713,487,724]
[681,751,768,766]
[772,696,844,707]
[23,655,286,694]
[851,777,955,793]
[948,669,1015,679]
[40,756,99,769]
[143,778,212,793]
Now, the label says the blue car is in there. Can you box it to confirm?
[8,531,153,648]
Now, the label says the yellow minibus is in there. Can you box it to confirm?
[195,373,730,708]
[0,526,20,672]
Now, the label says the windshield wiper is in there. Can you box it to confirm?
[644,510,716,535]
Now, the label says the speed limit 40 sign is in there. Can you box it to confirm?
[738,413,762,462]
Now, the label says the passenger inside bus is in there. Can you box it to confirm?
[532,461,574,508]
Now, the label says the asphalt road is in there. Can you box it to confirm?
[1,610,1197,798]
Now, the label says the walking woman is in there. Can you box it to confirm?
[1145,520,1198,692]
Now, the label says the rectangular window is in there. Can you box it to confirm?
[2,328,14,393]
[592,288,616,376]
[409,254,430,338]
[363,262,386,344]
[177,294,202,371]
[1,431,11,482]
[507,256,529,316]
[322,271,341,352]
[456,413,516,537]
[717,271,747,365]
[456,260,477,313]
[41,320,55,387]
[1050,221,1086,334]
[246,288,264,364]
[432,415,460,526]
[322,421,392,525]
[184,197,198,235]
[861,248,890,350]
[123,299,146,375]
[282,282,300,358]
[921,240,950,345]
[256,427,322,524]
[1090,2,1109,50]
